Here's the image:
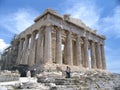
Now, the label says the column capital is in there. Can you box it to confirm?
[100,43,105,46]
[96,42,101,45]
[83,36,89,40]
[26,34,31,38]
[53,25,62,30]
[46,23,52,27]
[21,37,25,41]
[44,25,53,33]
[66,31,72,34]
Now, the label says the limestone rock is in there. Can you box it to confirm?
[1,70,120,90]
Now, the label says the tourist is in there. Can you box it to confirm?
[27,70,31,81]
[30,68,36,77]
[27,70,31,77]
[66,66,71,78]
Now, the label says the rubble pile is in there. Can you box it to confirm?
[0,70,120,90]
[36,70,120,90]
[0,70,20,82]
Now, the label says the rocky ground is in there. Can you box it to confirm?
[0,70,120,90]
[36,70,120,90]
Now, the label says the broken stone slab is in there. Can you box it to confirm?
[0,71,20,82]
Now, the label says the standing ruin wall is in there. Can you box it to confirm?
[1,9,106,71]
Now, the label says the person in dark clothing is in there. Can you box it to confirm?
[30,68,36,77]
[66,66,71,78]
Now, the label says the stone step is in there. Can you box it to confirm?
[37,77,85,84]
[49,85,89,90]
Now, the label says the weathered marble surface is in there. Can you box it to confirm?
[0,70,20,82]
[36,70,120,90]
[0,70,120,90]
[7,70,118,90]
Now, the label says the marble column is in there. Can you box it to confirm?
[17,39,24,65]
[7,48,11,69]
[43,26,52,64]
[81,44,85,67]
[56,28,62,64]
[21,35,29,64]
[4,55,7,69]
[66,32,73,65]
[83,37,89,67]
[52,38,56,63]
[63,41,67,64]
[96,43,102,69]
[101,44,106,69]
[28,32,36,66]
[76,35,82,67]
[73,41,76,65]
[34,39,38,64]
[91,41,96,69]
[36,30,44,64]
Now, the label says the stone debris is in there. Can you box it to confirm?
[0,70,20,82]
[0,70,120,90]
[37,70,120,90]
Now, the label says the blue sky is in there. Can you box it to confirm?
[0,0,120,73]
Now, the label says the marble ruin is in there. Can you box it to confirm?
[1,9,106,71]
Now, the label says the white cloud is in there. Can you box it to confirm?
[0,8,39,52]
[63,0,120,38]
[0,8,39,34]
[64,0,100,29]
[0,39,9,53]
[97,6,120,38]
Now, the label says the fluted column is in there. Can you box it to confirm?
[8,50,11,69]
[76,35,82,67]
[66,32,73,65]
[96,43,102,69]
[21,36,29,64]
[73,41,76,65]
[83,37,89,67]
[28,32,36,66]
[7,48,11,69]
[36,30,44,64]
[43,26,52,64]
[4,55,7,69]
[81,45,85,67]
[56,28,62,64]
[52,38,56,63]
[17,39,24,65]
[2,56,5,69]
[101,44,106,69]
[91,41,96,69]
[63,42,67,64]
[24,36,30,65]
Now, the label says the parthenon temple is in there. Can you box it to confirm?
[1,9,106,71]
